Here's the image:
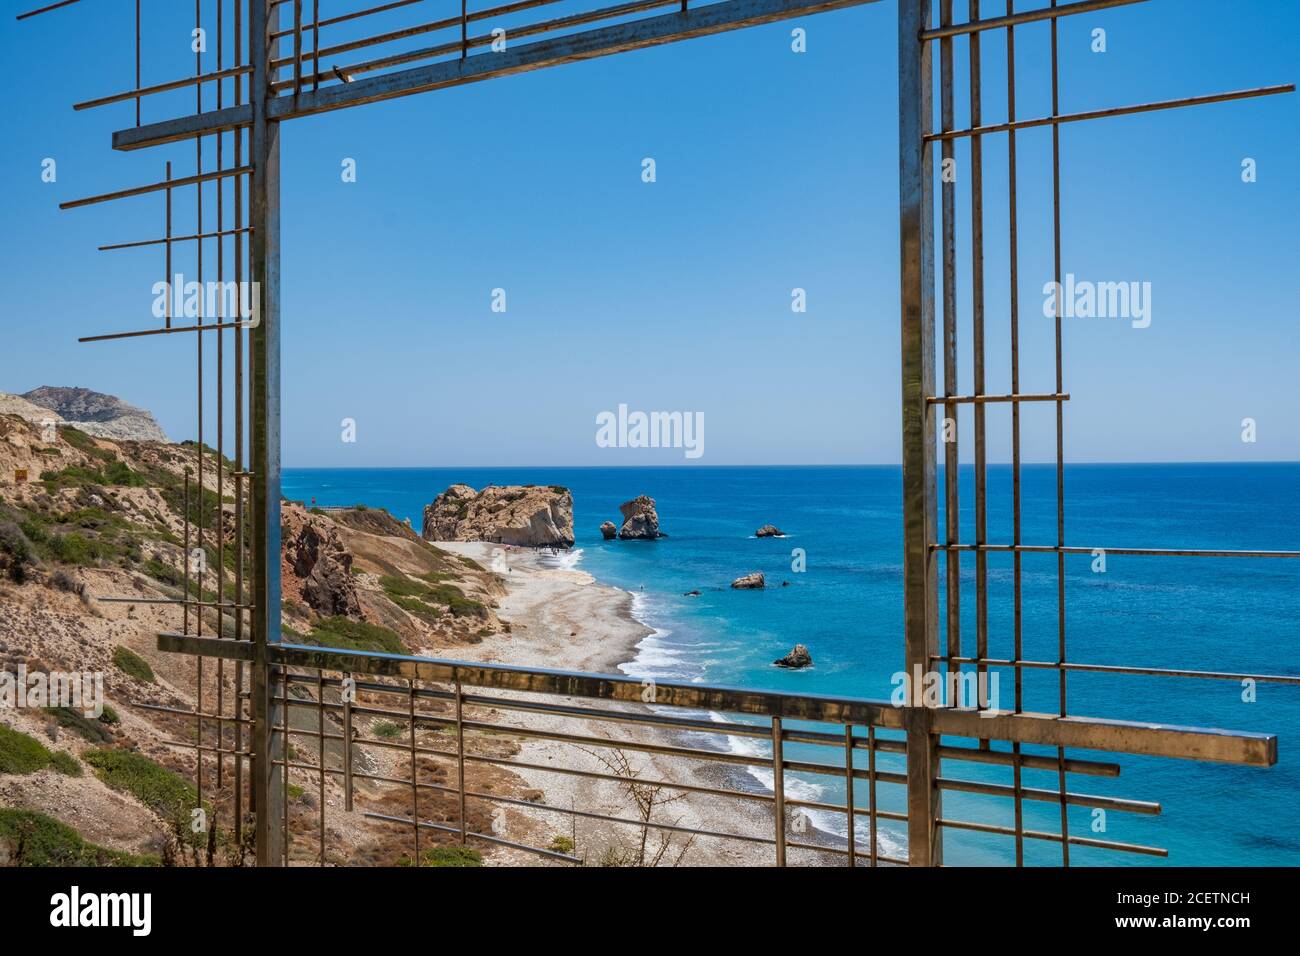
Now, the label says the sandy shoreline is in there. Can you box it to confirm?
[432,542,848,867]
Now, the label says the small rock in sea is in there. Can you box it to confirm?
[781,581,791,587]
[755,524,785,538]
[774,644,813,669]
[600,520,618,540]
[731,572,765,590]
[683,589,701,597]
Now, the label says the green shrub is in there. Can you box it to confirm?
[99,705,121,726]
[143,557,182,586]
[47,707,115,744]
[549,835,575,854]
[83,749,203,833]
[0,724,81,776]
[0,521,34,582]
[397,845,482,867]
[113,646,156,684]
[0,809,156,867]
[307,617,406,655]
[47,532,101,566]
[50,750,82,776]
[372,721,403,740]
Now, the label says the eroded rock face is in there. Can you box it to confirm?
[422,484,575,548]
[282,505,361,617]
[731,572,765,590]
[618,495,662,540]
[755,525,785,538]
[600,521,618,540]
[774,644,813,669]
[21,386,168,442]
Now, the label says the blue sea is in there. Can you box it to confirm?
[283,463,1300,866]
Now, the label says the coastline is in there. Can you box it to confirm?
[430,541,848,866]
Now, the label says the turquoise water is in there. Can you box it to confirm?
[283,463,1300,866]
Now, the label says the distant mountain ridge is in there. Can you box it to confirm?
[14,386,168,442]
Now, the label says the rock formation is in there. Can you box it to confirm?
[755,524,785,538]
[774,644,813,669]
[281,505,361,617]
[20,386,168,442]
[617,495,662,540]
[422,484,575,548]
[600,521,618,540]
[731,572,765,590]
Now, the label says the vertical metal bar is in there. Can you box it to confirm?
[232,0,246,847]
[867,725,878,867]
[312,0,319,91]
[183,471,191,633]
[215,0,226,791]
[1049,0,1071,866]
[899,0,942,867]
[461,0,468,58]
[282,670,290,866]
[317,670,325,865]
[1005,0,1025,868]
[969,0,989,730]
[455,675,467,846]
[939,0,961,702]
[844,725,855,867]
[771,716,786,867]
[251,0,285,867]
[165,162,173,329]
[342,671,354,811]
[409,679,420,861]
[194,0,206,812]
[293,0,302,97]
[135,0,141,126]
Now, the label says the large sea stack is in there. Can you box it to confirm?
[422,484,575,548]
[617,495,663,540]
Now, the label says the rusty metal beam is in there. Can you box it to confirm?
[113,0,880,151]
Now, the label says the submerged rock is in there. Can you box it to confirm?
[683,589,701,597]
[731,572,765,590]
[422,484,574,548]
[600,521,618,540]
[617,495,663,540]
[755,525,785,538]
[774,644,813,669]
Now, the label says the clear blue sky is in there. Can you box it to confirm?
[2,0,1296,466]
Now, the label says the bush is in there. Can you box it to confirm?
[46,707,115,744]
[113,646,156,684]
[0,809,156,867]
[0,520,34,583]
[83,749,204,834]
[0,724,80,776]
[372,721,403,740]
[397,845,482,867]
[307,617,406,655]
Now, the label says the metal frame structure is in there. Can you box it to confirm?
[17,0,1296,866]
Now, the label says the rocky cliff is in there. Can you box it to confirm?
[20,386,168,443]
[422,484,575,548]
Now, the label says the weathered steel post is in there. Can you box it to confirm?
[898,0,942,866]
[250,0,285,867]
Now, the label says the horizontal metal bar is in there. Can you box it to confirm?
[269,0,426,39]
[936,776,1160,814]
[159,634,1279,767]
[80,319,254,343]
[16,0,84,19]
[74,65,254,112]
[931,708,1277,767]
[936,654,1300,686]
[98,596,252,609]
[99,226,253,252]
[135,702,251,725]
[921,0,1149,40]
[927,392,1067,404]
[114,0,881,151]
[60,166,253,209]
[931,543,1300,558]
[937,818,1166,857]
[925,84,1294,142]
